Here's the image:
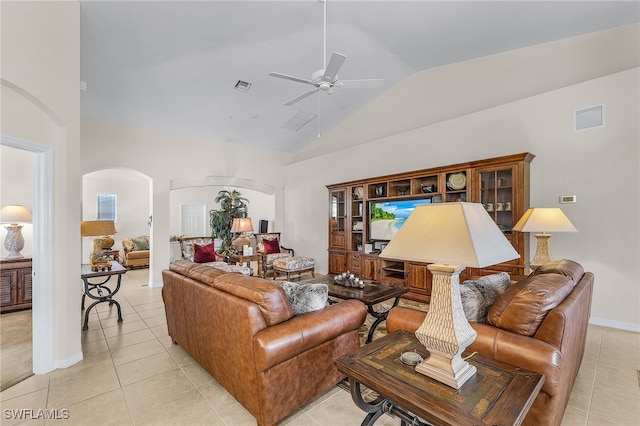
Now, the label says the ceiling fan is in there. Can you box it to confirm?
[268,1,383,109]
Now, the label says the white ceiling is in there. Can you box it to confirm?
[80,1,639,154]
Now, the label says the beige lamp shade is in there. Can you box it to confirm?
[231,218,254,233]
[380,202,519,267]
[513,208,578,233]
[81,220,117,237]
[0,205,32,224]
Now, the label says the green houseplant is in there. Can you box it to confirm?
[209,190,249,255]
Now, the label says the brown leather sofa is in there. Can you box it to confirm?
[386,259,594,426]
[162,260,367,426]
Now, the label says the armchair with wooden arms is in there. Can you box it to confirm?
[254,233,294,278]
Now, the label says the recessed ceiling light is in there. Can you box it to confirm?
[234,80,252,92]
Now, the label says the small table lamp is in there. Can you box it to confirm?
[231,218,254,253]
[0,205,32,259]
[380,202,519,388]
[513,208,577,271]
[81,220,117,270]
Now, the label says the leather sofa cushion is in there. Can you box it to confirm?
[170,259,197,276]
[532,259,584,284]
[487,274,575,336]
[187,264,230,287]
[212,274,293,326]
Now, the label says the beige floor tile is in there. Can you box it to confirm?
[131,388,224,426]
[81,337,111,357]
[116,351,178,387]
[47,363,121,408]
[302,390,367,425]
[588,386,640,424]
[196,380,239,411]
[0,388,48,425]
[111,338,166,366]
[280,411,319,426]
[0,374,50,402]
[215,401,257,426]
[80,328,105,343]
[137,307,166,319]
[149,323,169,338]
[165,343,194,366]
[102,319,150,338]
[106,328,156,351]
[562,405,588,426]
[142,315,167,328]
[47,388,133,425]
[121,368,197,415]
[133,300,165,312]
[180,360,217,387]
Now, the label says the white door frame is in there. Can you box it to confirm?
[1,136,55,374]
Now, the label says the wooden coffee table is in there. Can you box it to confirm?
[312,275,408,343]
[335,330,544,426]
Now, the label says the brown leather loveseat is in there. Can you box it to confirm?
[387,259,594,426]
[162,260,367,426]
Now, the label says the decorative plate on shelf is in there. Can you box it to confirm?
[353,186,364,199]
[447,173,466,190]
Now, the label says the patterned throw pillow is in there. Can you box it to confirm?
[194,243,217,263]
[273,281,328,316]
[262,238,281,254]
[459,272,510,323]
[132,238,149,251]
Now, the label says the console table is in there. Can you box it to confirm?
[335,330,544,426]
[81,261,126,330]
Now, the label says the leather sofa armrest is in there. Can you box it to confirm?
[253,299,367,371]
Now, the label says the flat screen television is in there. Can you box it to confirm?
[369,198,432,241]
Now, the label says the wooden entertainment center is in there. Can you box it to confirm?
[327,152,534,302]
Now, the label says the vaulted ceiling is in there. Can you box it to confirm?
[80,1,639,153]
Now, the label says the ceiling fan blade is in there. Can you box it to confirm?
[269,72,317,86]
[339,78,384,89]
[323,52,347,81]
[284,88,319,106]
[328,92,347,110]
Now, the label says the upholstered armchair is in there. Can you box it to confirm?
[254,233,294,277]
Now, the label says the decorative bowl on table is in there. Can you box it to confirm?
[334,274,366,288]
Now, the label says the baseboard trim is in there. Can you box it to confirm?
[589,317,640,333]
[54,351,83,370]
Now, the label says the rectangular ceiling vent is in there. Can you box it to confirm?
[234,80,252,93]
[574,104,604,131]
[281,111,317,132]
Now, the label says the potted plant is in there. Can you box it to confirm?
[209,190,249,254]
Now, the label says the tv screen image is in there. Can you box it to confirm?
[369,198,432,241]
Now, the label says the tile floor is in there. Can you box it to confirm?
[1,268,639,425]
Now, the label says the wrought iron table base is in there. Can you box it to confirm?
[350,380,430,426]
[81,274,123,330]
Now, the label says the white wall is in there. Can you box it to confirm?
[82,169,151,263]
[1,1,82,372]
[170,186,276,238]
[284,68,639,331]
[0,145,34,258]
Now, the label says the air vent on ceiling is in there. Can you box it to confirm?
[574,104,604,131]
[281,111,317,132]
[234,80,252,93]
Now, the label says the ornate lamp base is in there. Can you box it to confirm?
[4,224,25,259]
[530,233,552,271]
[415,264,477,389]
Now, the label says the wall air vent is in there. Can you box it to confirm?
[234,80,252,92]
[574,104,604,131]
[281,111,317,132]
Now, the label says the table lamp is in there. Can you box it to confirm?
[513,208,577,271]
[380,202,519,388]
[81,220,117,270]
[231,218,254,253]
[0,205,32,259]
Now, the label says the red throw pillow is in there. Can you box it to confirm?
[194,243,217,263]
[262,239,281,254]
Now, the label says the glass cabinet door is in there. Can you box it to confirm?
[478,167,515,234]
[329,189,347,249]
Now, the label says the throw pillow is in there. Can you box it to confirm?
[132,237,149,251]
[273,281,328,316]
[194,243,217,263]
[459,272,510,323]
[262,238,281,254]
